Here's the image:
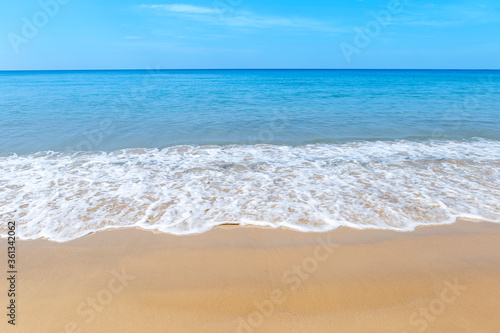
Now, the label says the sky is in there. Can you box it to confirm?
[0,0,499,70]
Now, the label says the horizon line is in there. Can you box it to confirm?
[1,68,500,72]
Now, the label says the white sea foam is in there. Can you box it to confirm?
[1,140,499,241]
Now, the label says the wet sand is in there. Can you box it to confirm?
[1,219,500,332]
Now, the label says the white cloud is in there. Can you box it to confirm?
[141,4,220,15]
[140,3,342,32]
[396,3,500,27]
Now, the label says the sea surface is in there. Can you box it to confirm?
[1,69,499,241]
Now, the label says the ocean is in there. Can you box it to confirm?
[1,69,499,241]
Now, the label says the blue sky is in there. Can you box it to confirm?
[1,0,499,69]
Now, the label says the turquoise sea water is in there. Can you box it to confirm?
[1,70,499,241]
[1,69,500,153]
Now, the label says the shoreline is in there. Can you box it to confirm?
[1,217,496,244]
[1,220,500,332]
[3,139,500,243]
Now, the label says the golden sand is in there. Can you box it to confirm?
[1,219,499,332]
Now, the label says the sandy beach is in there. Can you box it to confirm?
[3,2,500,331]
[1,219,500,333]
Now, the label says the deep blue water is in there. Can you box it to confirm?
[1,69,499,154]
